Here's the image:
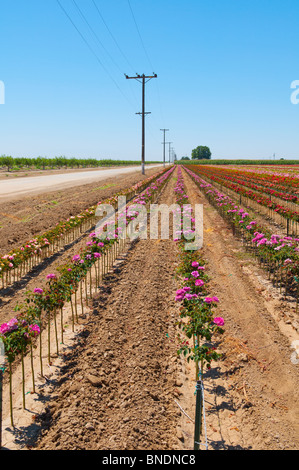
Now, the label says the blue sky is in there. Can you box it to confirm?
[0,0,298,161]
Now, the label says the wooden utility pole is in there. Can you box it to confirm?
[160,129,169,168]
[125,73,157,175]
[165,142,173,165]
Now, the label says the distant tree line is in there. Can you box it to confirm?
[0,156,160,172]
[178,158,299,165]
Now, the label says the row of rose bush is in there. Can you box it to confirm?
[210,168,299,203]
[184,166,299,291]
[1,166,176,363]
[187,165,299,222]
[197,165,299,193]
[0,167,170,287]
[174,167,225,379]
[0,166,175,392]
[0,166,175,426]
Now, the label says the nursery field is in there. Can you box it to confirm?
[0,164,299,451]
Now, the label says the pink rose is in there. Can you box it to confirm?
[213,317,225,327]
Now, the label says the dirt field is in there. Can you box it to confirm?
[1,167,298,451]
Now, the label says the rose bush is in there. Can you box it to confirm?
[174,167,225,378]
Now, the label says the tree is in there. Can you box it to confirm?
[181,156,190,161]
[0,155,14,172]
[191,146,212,160]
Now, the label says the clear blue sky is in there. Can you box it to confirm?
[0,0,298,161]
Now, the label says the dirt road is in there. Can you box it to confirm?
[0,165,163,202]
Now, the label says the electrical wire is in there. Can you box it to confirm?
[56,0,135,108]
[57,0,165,159]
[127,0,155,73]
[126,1,166,132]
[72,0,124,76]
[91,0,136,75]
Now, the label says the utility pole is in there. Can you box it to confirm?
[125,73,157,175]
[160,129,169,167]
[165,142,173,165]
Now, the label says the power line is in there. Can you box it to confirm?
[56,0,133,107]
[127,0,155,73]
[89,0,140,108]
[72,0,125,75]
[126,1,165,128]
[165,142,173,165]
[160,129,169,168]
[91,0,136,75]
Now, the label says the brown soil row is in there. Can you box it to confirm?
[32,170,182,450]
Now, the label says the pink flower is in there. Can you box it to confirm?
[195,279,204,287]
[192,261,199,268]
[191,271,200,278]
[184,293,193,300]
[176,289,185,297]
[175,289,185,302]
[29,324,41,337]
[5,318,19,332]
[213,317,225,326]
[72,255,81,262]
[34,288,43,294]
[204,297,213,304]
[284,258,293,266]
[0,323,10,335]
[46,274,56,280]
